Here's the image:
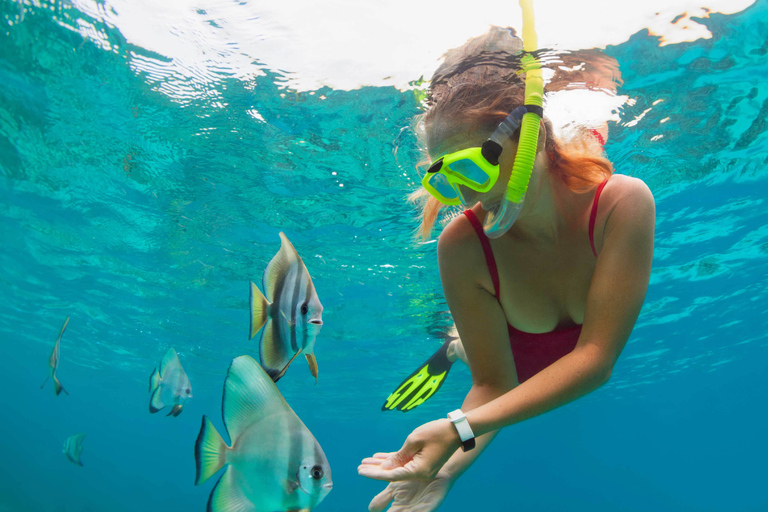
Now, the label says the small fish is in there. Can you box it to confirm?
[250,232,324,383]
[41,317,69,396]
[149,348,192,417]
[195,355,332,512]
[63,433,85,467]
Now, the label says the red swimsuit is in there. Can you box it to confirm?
[462,180,608,383]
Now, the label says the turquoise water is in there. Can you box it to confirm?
[2,1,768,511]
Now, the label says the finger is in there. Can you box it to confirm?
[368,485,394,512]
[360,452,395,465]
[358,464,414,482]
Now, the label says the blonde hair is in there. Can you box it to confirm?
[411,26,617,240]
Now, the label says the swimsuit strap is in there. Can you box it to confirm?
[589,180,609,257]
[589,128,606,148]
[463,210,500,298]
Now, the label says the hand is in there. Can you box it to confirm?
[368,470,454,512]
[358,419,461,482]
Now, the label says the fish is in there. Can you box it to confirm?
[194,355,332,512]
[148,348,192,417]
[40,317,70,396]
[250,232,324,383]
[63,433,85,467]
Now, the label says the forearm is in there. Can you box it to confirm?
[466,344,612,437]
[439,382,510,481]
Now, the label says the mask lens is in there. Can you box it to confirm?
[427,172,459,201]
[447,159,491,186]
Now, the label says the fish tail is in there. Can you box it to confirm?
[53,375,68,396]
[149,367,161,393]
[382,339,453,412]
[249,281,270,339]
[195,415,228,486]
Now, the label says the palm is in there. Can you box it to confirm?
[370,478,452,512]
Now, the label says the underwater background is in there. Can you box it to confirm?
[1,0,767,511]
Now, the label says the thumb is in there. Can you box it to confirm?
[381,437,419,470]
[368,485,394,512]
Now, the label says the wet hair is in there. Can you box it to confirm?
[411,26,615,240]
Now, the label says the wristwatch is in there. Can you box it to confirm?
[447,409,476,452]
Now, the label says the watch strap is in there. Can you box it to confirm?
[447,409,476,452]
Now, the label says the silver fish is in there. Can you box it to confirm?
[149,348,192,417]
[41,317,69,396]
[63,433,85,467]
[194,355,332,512]
[250,232,323,383]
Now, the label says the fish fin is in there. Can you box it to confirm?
[149,367,161,393]
[249,282,270,339]
[195,415,229,486]
[259,321,294,382]
[272,350,301,383]
[159,348,180,376]
[167,404,183,417]
[262,232,300,303]
[222,356,290,441]
[305,353,318,384]
[282,479,299,495]
[54,375,68,396]
[40,375,50,390]
[149,387,165,413]
[57,316,70,343]
[382,339,453,412]
[207,467,255,512]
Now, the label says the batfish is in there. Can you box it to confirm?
[149,348,192,417]
[250,232,323,383]
[63,433,85,466]
[41,317,69,396]
[194,355,332,512]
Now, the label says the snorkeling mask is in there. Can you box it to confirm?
[421,0,544,239]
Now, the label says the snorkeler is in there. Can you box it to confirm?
[358,6,654,511]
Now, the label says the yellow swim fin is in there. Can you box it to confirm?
[382,339,453,412]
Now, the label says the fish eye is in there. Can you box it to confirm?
[185,388,191,394]
[310,465,323,480]
[300,303,309,315]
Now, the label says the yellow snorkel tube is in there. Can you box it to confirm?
[483,0,544,238]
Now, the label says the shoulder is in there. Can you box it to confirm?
[602,175,655,232]
[437,209,486,264]
[594,175,655,255]
[437,210,493,291]
[591,175,654,256]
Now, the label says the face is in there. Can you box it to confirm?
[297,461,333,501]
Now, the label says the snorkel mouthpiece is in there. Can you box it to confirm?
[483,0,544,239]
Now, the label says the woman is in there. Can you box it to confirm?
[358,27,654,511]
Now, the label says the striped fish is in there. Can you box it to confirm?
[41,317,69,396]
[195,355,332,512]
[250,232,323,383]
[148,348,193,417]
[63,433,85,467]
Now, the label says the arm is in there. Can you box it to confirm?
[465,178,654,436]
[360,212,520,481]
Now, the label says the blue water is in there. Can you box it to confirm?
[1,1,767,511]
